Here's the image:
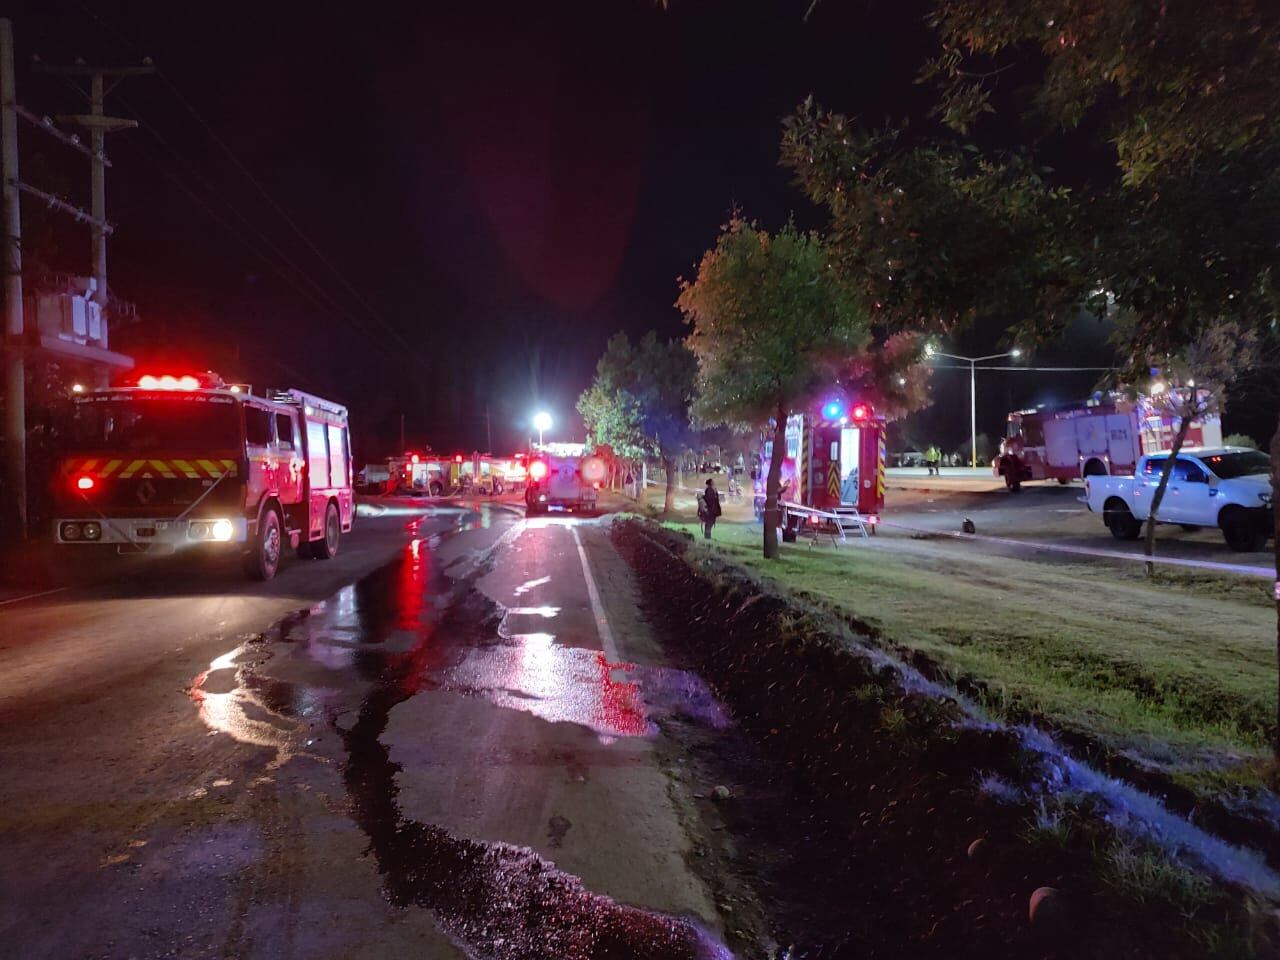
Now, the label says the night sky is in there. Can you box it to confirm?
[11,1,1264,461]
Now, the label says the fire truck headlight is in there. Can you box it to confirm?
[211,519,235,542]
[60,522,82,541]
[82,522,102,541]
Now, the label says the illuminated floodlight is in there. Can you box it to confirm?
[1010,347,1023,358]
[533,411,552,445]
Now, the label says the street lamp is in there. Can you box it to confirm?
[925,345,1023,468]
[532,411,552,447]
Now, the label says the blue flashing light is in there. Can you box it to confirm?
[822,400,844,420]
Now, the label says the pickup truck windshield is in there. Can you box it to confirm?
[1200,450,1271,479]
[70,396,240,453]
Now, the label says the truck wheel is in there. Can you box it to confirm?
[309,502,341,559]
[1005,472,1021,492]
[429,481,444,497]
[1057,477,1070,485]
[1104,500,1142,541]
[1220,510,1264,552]
[244,507,283,580]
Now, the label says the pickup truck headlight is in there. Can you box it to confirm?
[1260,491,1273,506]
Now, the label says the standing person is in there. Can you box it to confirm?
[701,477,722,539]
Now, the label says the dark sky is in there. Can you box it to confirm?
[16,1,1247,461]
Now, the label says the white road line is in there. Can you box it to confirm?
[570,526,620,663]
[0,586,68,607]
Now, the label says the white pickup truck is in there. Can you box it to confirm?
[1084,447,1273,551]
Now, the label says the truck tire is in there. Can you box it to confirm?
[1005,472,1021,492]
[309,501,341,559]
[1104,499,1142,541]
[244,507,283,580]
[1220,509,1264,552]
[429,481,444,497]
[1057,477,1070,485]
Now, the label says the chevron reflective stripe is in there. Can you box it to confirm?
[828,460,841,501]
[66,456,239,479]
[877,433,887,499]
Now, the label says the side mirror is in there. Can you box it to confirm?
[1207,474,1219,489]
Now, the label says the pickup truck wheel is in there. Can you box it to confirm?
[1104,500,1142,541]
[1005,473,1021,492]
[1221,510,1265,552]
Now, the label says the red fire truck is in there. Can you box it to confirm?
[52,371,355,580]
[994,394,1224,491]
[754,398,887,535]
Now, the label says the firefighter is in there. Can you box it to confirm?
[697,478,722,540]
[926,445,942,475]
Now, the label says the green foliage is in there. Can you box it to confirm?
[577,331,698,463]
[781,0,1280,386]
[677,218,872,428]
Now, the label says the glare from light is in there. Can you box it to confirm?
[211,519,235,541]
[71,383,85,394]
[924,343,936,357]
[75,475,96,491]
[897,376,906,386]
[1151,381,1167,395]
[1010,347,1023,358]
[229,385,242,393]
[533,411,552,433]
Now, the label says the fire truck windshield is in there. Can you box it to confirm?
[70,397,240,453]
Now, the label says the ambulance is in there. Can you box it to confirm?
[52,371,354,580]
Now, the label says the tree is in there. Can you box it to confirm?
[677,219,872,558]
[781,0,1280,755]
[577,332,698,514]
[1134,324,1259,574]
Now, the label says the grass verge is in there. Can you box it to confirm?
[663,515,1277,778]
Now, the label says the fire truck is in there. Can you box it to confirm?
[993,394,1223,491]
[524,447,605,515]
[52,371,355,580]
[755,398,887,536]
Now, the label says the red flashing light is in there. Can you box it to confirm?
[410,453,420,464]
[75,475,96,492]
[852,403,871,421]
[454,454,464,464]
[138,373,199,391]
[528,460,548,481]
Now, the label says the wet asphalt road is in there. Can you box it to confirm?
[0,503,734,959]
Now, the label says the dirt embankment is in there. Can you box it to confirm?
[613,518,1278,960]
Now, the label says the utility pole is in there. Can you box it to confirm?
[36,58,153,353]
[485,404,492,453]
[1,19,25,535]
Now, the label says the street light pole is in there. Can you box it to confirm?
[925,346,1022,468]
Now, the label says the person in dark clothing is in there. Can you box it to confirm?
[699,478,722,539]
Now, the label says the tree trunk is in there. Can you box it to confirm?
[1143,415,1193,577]
[763,407,787,559]
[662,456,676,515]
[1271,413,1279,760]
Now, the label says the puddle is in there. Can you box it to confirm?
[184,517,735,958]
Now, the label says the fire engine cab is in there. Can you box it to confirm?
[52,371,355,580]
[756,399,886,536]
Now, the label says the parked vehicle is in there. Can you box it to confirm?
[995,395,1222,491]
[753,398,886,536]
[53,371,354,579]
[524,452,604,515]
[1083,447,1273,551]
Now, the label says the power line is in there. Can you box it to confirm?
[71,2,418,356]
